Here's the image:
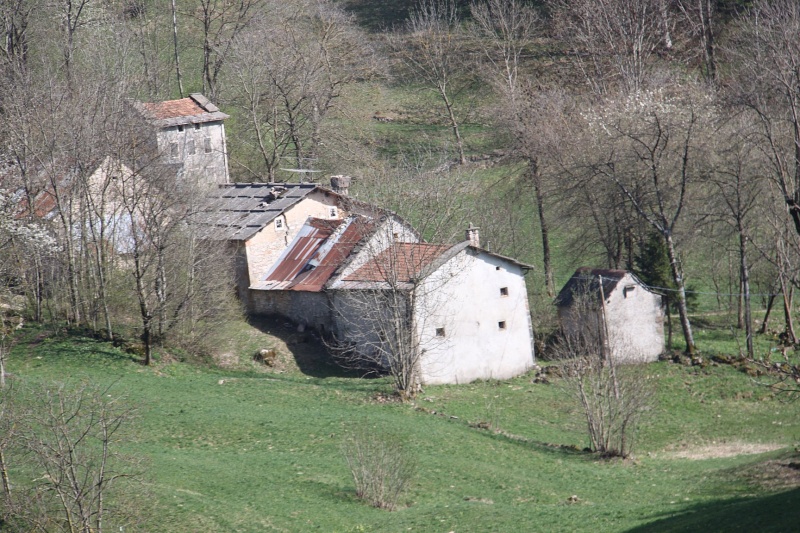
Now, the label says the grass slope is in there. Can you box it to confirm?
[4,323,800,532]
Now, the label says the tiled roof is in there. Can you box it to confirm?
[142,98,206,119]
[195,183,320,241]
[256,216,376,292]
[138,94,229,128]
[344,243,453,284]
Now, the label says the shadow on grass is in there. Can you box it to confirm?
[19,330,139,366]
[626,487,800,533]
[470,424,590,460]
[246,316,364,380]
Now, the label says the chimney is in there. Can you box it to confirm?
[466,223,480,247]
[330,175,351,196]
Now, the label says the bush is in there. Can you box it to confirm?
[341,429,415,510]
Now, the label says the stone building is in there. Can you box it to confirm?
[253,217,536,384]
[196,181,366,310]
[137,93,230,186]
[556,268,664,363]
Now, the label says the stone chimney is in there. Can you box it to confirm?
[466,223,480,247]
[330,175,351,196]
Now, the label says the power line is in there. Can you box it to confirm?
[589,275,783,298]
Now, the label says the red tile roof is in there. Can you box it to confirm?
[344,243,452,283]
[141,98,206,120]
[138,94,228,126]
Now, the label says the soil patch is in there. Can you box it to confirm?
[666,441,783,460]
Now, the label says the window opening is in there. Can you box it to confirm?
[194,123,201,130]
[329,206,338,218]
[435,327,446,337]
[275,217,285,230]
[177,125,184,132]
[187,139,195,155]
[204,137,212,153]
[498,321,506,330]
[500,287,508,296]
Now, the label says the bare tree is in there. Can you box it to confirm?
[171,0,184,96]
[555,292,655,458]
[677,0,718,84]
[468,1,558,294]
[341,426,415,511]
[729,0,800,241]
[707,118,768,357]
[224,0,373,179]
[392,0,471,164]
[0,0,35,70]
[329,238,464,400]
[193,0,262,102]
[6,383,146,533]
[548,0,667,94]
[470,0,540,108]
[582,88,714,353]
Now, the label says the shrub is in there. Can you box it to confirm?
[341,430,415,510]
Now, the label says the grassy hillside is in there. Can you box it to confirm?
[3,322,799,532]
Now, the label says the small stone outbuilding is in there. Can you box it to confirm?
[556,268,664,363]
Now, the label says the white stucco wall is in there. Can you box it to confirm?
[605,274,664,363]
[156,121,229,186]
[414,249,535,384]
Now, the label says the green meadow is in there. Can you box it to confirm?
[3,321,799,532]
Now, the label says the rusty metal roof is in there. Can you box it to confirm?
[196,183,320,241]
[255,216,377,292]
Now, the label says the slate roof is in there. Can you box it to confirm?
[555,268,636,307]
[196,182,321,241]
[138,93,229,128]
[255,216,377,292]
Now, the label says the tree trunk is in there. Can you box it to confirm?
[0,449,10,504]
[665,233,695,353]
[171,0,184,97]
[530,159,555,297]
[439,85,466,165]
[761,292,776,334]
[739,231,753,358]
[698,0,716,84]
[780,276,797,344]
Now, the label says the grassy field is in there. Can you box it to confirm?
[3,320,800,532]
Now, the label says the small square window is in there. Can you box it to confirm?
[194,123,201,130]
[177,125,184,132]
[329,206,338,218]
[435,327,446,337]
[496,266,501,271]
[275,217,285,230]
[204,137,212,153]
[498,321,506,330]
[500,287,508,296]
